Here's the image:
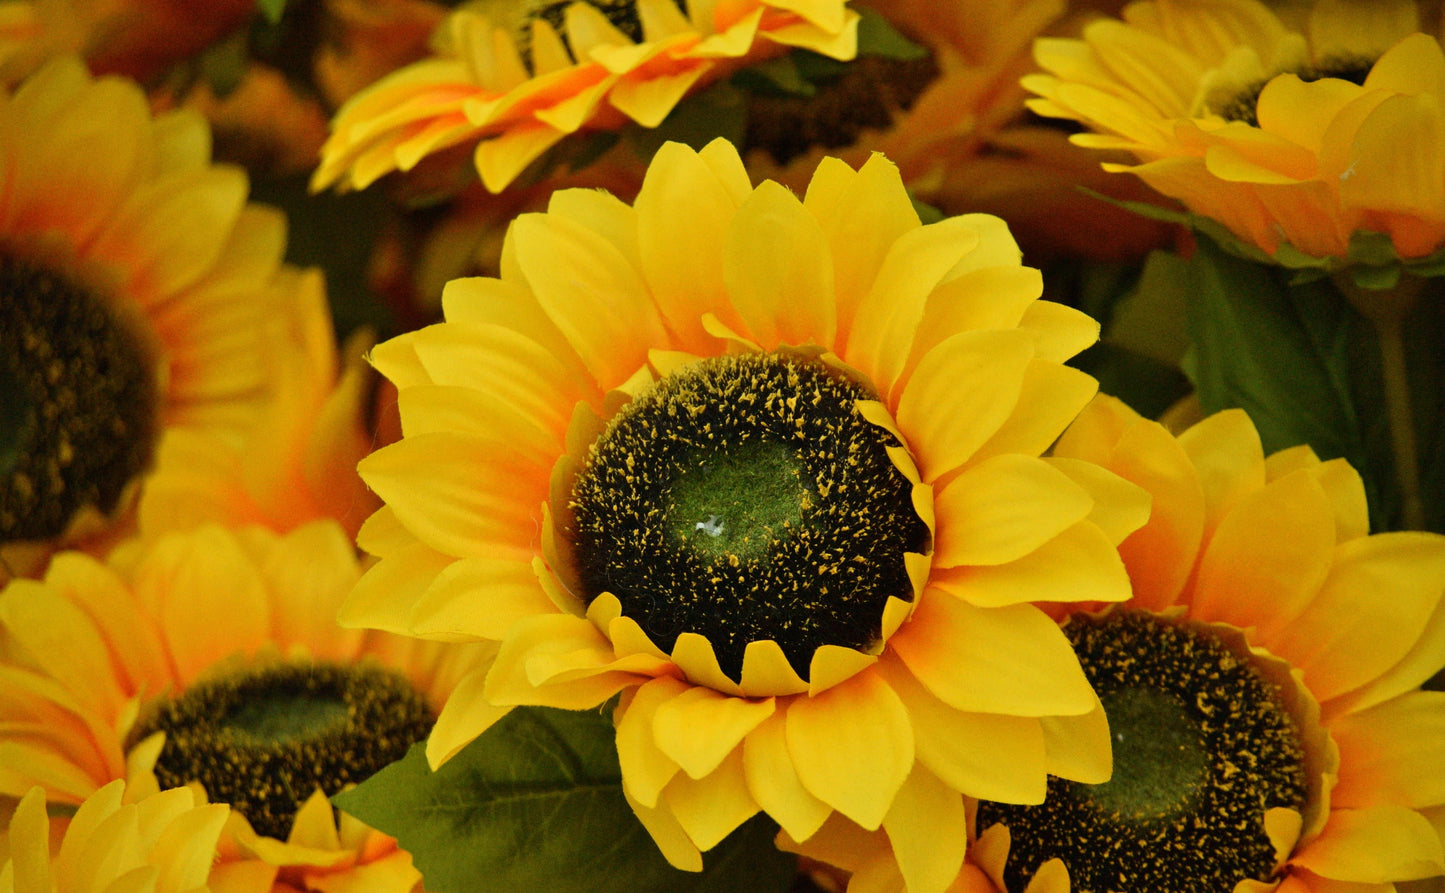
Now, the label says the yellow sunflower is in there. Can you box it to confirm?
[0,521,493,892]
[1024,0,1445,265]
[970,396,1445,892]
[137,269,380,540]
[0,56,291,579]
[2,780,229,893]
[311,0,860,194]
[340,137,1151,892]
[783,396,1445,893]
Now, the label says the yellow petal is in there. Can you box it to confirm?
[741,709,832,842]
[722,180,836,349]
[895,330,1035,482]
[1176,408,1266,535]
[932,454,1093,568]
[1290,805,1445,882]
[659,748,759,850]
[1286,531,1445,703]
[652,686,775,779]
[933,521,1132,609]
[881,764,967,893]
[786,670,913,829]
[427,665,511,768]
[615,677,687,807]
[1191,469,1337,638]
[511,210,667,390]
[844,216,981,397]
[878,657,1046,804]
[409,556,556,641]
[890,594,1096,717]
[804,154,918,335]
[623,787,703,872]
[1040,695,1112,785]
[1330,691,1445,810]
[338,544,453,635]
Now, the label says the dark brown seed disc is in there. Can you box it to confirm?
[568,352,928,681]
[0,254,157,543]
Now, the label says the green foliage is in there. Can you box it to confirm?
[257,0,287,24]
[853,7,930,61]
[1177,237,1414,529]
[627,82,749,160]
[333,706,797,893]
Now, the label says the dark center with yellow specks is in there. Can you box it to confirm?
[1214,56,1376,126]
[503,0,685,69]
[128,662,434,840]
[0,254,157,543]
[569,352,927,681]
[976,611,1308,893]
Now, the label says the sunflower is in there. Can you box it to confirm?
[311,0,861,194]
[0,521,493,892]
[782,396,1445,893]
[338,137,1149,891]
[1,779,230,892]
[136,269,380,540]
[968,396,1445,892]
[0,56,292,580]
[1024,0,1445,266]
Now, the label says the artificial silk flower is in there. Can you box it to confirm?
[786,396,1445,893]
[0,521,492,892]
[137,269,380,540]
[974,396,1445,892]
[1024,0,1445,266]
[1,780,229,893]
[339,137,1151,892]
[0,56,291,580]
[311,0,860,194]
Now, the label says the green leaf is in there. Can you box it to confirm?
[855,7,929,60]
[333,706,797,893]
[911,197,944,224]
[257,0,287,24]
[1179,236,1385,518]
[626,81,748,160]
[732,56,816,97]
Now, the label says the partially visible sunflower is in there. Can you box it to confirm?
[1025,0,1445,265]
[311,0,860,193]
[0,56,291,579]
[137,270,380,540]
[1,780,230,893]
[0,521,493,892]
[973,396,1445,892]
[785,396,1445,893]
[340,137,1152,892]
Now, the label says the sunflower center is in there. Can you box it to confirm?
[743,52,941,166]
[976,611,1308,893]
[1215,56,1375,126]
[0,253,158,543]
[568,352,927,681]
[128,662,434,840]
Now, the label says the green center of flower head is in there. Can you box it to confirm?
[1214,56,1375,126]
[744,54,941,166]
[569,352,928,681]
[128,662,434,840]
[976,611,1308,893]
[0,253,157,543]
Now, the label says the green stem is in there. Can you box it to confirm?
[1339,275,1426,530]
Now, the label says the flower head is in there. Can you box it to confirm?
[312,0,860,193]
[0,521,492,891]
[1024,0,1445,266]
[341,137,1151,891]
[2,780,229,893]
[970,396,1445,892]
[0,56,292,578]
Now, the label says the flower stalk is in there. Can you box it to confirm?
[1338,274,1427,531]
